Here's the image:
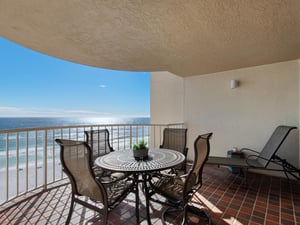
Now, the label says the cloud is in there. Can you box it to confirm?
[65,109,112,116]
[0,106,24,115]
[0,106,20,112]
[0,106,113,117]
[98,84,107,88]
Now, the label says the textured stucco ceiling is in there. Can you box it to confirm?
[0,0,300,77]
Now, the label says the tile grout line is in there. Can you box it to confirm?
[219,174,243,225]
[234,179,252,225]
[290,180,297,224]
[264,176,272,225]
[279,178,282,224]
[248,174,262,225]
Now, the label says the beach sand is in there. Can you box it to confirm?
[0,161,65,204]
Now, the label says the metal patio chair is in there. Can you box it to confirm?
[160,128,188,173]
[55,139,134,225]
[149,133,213,225]
[84,129,114,160]
[85,129,129,180]
[207,125,299,180]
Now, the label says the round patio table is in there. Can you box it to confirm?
[95,148,185,224]
[95,148,185,172]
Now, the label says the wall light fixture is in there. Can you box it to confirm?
[230,80,239,89]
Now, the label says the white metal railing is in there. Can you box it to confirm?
[0,123,184,206]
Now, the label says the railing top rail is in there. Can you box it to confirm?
[0,123,185,133]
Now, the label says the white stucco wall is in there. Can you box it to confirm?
[150,71,184,124]
[151,60,299,169]
[298,59,300,167]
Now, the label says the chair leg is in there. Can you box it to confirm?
[66,194,75,225]
[101,208,108,225]
[133,173,140,224]
[186,205,211,225]
[181,205,188,225]
[240,167,249,187]
[162,206,183,225]
[143,173,152,225]
[163,205,211,225]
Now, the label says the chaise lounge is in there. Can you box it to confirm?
[207,125,300,180]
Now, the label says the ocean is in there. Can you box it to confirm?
[0,117,150,169]
[0,117,150,130]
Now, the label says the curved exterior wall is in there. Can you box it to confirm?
[151,60,300,170]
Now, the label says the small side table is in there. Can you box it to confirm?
[227,150,244,174]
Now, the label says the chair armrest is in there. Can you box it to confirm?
[150,171,176,179]
[184,147,188,156]
[179,173,189,179]
[240,148,260,155]
[245,154,280,168]
[98,172,132,184]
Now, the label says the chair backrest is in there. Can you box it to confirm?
[161,128,188,172]
[258,125,296,167]
[161,128,188,154]
[55,139,106,203]
[185,133,212,194]
[84,129,114,161]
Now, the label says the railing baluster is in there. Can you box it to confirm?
[117,125,120,150]
[130,125,132,148]
[26,132,29,192]
[123,126,126,150]
[43,130,47,190]
[60,128,63,180]
[16,132,19,195]
[5,133,9,202]
[52,129,55,183]
[35,130,38,188]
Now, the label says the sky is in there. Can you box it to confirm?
[0,37,150,118]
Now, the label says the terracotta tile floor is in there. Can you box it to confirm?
[1,165,300,225]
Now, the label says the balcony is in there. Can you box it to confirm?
[1,123,300,224]
[1,165,300,224]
